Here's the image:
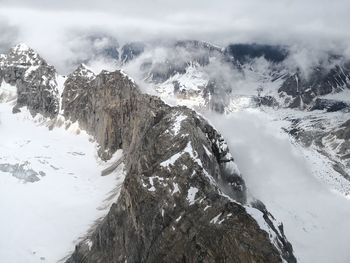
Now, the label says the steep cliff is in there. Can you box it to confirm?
[278,63,350,109]
[0,43,59,117]
[62,67,295,262]
[0,43,296,262]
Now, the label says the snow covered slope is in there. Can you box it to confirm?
[206,109,350,263]
[1,40,349,262]
[0,83,125,263]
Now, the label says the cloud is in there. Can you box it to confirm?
[0,18,18,53]
[0,1,350,73]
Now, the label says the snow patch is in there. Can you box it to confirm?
[160,141,203,168]
[24,65,40,78]
[172,183,180,194]
[203,145,212,157]
[85,239,93,251]
[175,215,182,222]
[171,112,187,136]
[160,141,202,168]
[187,186,199,205]
[210,213,222,224]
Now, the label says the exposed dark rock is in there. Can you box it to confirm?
[0,42,297,263]
[224,44,289,64]
[333,119,350,149]
[285,114,350,180]
[279,63,350,109]
[0,43,59,117]
[251,200,296,263]
[63,68,295,262]
[173,80,180,94]
[255,95,279,108]
[310,98,350,112]
[62,66,142,159]
[0,162,42,183]
[121,42,145,63]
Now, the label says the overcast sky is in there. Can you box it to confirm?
[0,0,349,71]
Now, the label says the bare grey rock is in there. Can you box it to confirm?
[62,68,295,262]
[310,98,350,112]
[0,43,59,117]
[121,42,145,64]
[0,43,296,263]
[279,63,350,109]
[285,115,350,184]
[0,162,42,183]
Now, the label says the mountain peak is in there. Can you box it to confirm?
[11,43,32,53]
[71,63,96,79]
[3,43,45,67]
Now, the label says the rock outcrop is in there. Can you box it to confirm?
[279,63,350,109]
[62,67,296,262]
[121,42,145,64]
[0,43,296,262]
[285,113,350,185]
[224,43,289,64]
[310,98,350,112]
[324,119,350,170]
[0,43,59,117]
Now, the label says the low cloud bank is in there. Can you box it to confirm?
[0,0,350,73]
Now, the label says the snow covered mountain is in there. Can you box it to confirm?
[120,41,350,183]
[120,40,350,262]
[0,44,126,263]
[1,40,350,262]
[0,44,297,262]
[0,43,59,117]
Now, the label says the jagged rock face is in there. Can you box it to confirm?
[286,114,350,182]
[279,63,350,109]
[63,68,295,262]
[310,98,350,112]
[0,44,59,117]
[327,119,350,166]
[62,67,246,199]
[61,64,96,122]
[121,42,145,63]
[0,43,296,262]
[224,43,289,64]
[62,66,157,159]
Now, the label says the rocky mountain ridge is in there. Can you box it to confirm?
[0,44,296,262]
[118,40,350,188]
[62,65,295,262]
[118,41,350,114]
[50,38,350,115]
[0,43,59,117]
